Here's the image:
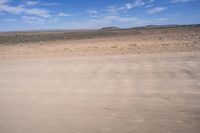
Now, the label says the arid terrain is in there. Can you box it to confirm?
[0,26,200,133]
[0,26,200,59]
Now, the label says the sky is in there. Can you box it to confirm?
[0,0,200,31]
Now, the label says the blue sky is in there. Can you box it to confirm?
[0,0,200,31]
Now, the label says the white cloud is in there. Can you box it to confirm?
[86,10,100,18]
[145,4,153,8]
[134,0,145,7]
[118,0,156,11]
[106,0,157,14]
[106,0,145,14]
[0,0,9,4]
[27,8,50,18]
[24,1,58,6]
[125,3,134,10]
[147,7,166,14]
[0,3,50,18]
[171,0,196,3]
[26,1,39,6]
[43,3,59,6]
[148,0,156,3]
[121,0,145,10]
[25,1,58,6]
[87,10,98,15]
[0,5,24,14]
[58,12,71,17]
[107,6,119,14]
[62,15,152,29]
[22,16,46,24]
[22,16,60,24]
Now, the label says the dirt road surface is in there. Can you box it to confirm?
[0,52,200,133]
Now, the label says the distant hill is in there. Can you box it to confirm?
[145,25,179,28]
[140,24,200,28]
[100,24,200,31]
[100,27,121,30]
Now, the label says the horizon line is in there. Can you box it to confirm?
[0,23,200,33]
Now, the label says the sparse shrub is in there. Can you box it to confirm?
[111,45,118,48]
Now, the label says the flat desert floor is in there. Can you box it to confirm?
[0,27,200,133]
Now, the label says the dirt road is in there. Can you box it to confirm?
[0,52,200,133]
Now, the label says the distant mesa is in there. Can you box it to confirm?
[142,24,200,28]
[100,27,120,30]
[144,25,179,28]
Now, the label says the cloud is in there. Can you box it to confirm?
[86,10,100,18]
[124,3,133,10]
[22,16,46,24]
[118,0,156,11]
[58,12,71,17]
[0,2,50,18]
[145,4,153,8]
[105,0,157,15]
[120,0,145,10]
[62,15,152,29]
[26,1,39,6]
[106,0,145,14]
[87,10,98,15]
[148,0,155,3]
[22,16,60,24]
[106,6,119,14]
[0,5,24,14]
[0,0,9,4]
[133,0,146,7]
[147,7,166,14]
[171,0,196,3]
[83,1,156,28]
[43,3,59,6]
[27,8,50,18]
[25,1,58,6]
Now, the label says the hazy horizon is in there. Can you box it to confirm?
[0,23,200,32]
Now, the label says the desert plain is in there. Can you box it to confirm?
[0,25,200,133]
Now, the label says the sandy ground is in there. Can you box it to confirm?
[0,52,200,133]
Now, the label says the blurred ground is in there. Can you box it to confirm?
[0,53,200,133]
